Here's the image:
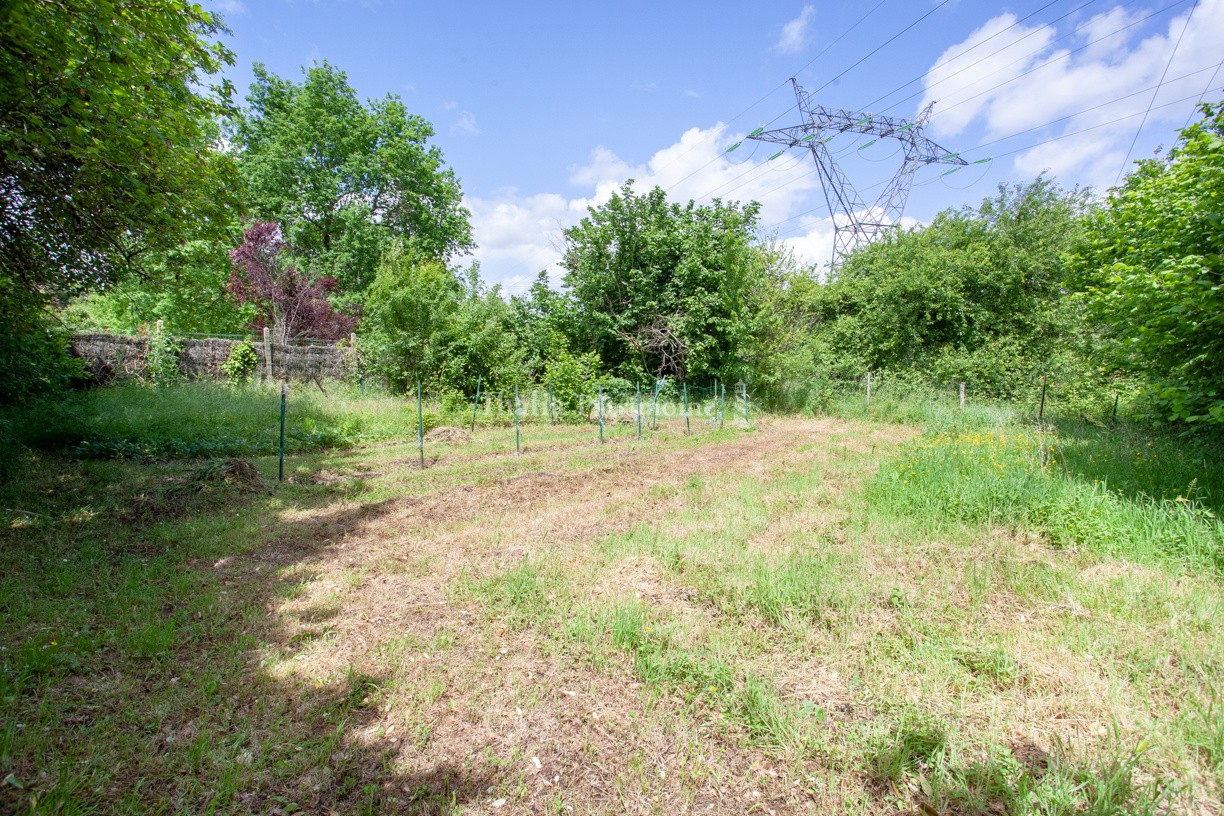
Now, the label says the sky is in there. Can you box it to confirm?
[208,0,1224,293]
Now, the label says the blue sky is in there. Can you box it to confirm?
[209,0,1224,292]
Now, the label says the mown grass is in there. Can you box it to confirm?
[0,380,733,470]
[2,382,1222,813]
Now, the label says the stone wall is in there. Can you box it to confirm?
[70,333,357,383]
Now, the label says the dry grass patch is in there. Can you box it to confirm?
[4,415,1221,814]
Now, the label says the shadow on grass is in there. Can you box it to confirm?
[1051,418,1224,515]
[0,453,504,815]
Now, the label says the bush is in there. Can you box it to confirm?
[544,348,601,420]
[0,313,85,405]
[143,323,183,387]
[220,341,260,385]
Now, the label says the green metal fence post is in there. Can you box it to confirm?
[720,381,726,428]
[548,383,555,424]
[514,384,521,455]
[417,381,424,470]
[278,383,287,482]
[598,385,604,444]
[636,383,642,439]
[470,377,482,433]
[742,382,749,427]
[683,382,690,435]
[651,378,662,431]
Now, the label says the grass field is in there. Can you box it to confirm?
[1,388,1222,814]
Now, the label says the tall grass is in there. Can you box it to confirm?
[870,425,1224,574]
[5,381,417,460]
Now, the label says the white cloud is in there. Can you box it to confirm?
[464,124,830,292]
[776,5,816,55]
[919,0,1224,189]
[452,111,479,134]
[212,0,246,14]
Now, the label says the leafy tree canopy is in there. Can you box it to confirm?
[227,222,359,342]
[0,0,238,301]
[233,62,473,294]
[1073,102,1224,425]
[816,178,1093,397]
[361,249,524,394]
[561,183,762,382]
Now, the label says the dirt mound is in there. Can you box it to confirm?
[187,457,268,492]
[424,426,471,444]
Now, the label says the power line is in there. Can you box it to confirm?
[863,0,1085,113]
[969,86,1208,162]
[662,0,895,195]
[1115,0,1197,185]
[807,0,954,98]
[968,63,1218,153]
[929,0,1192,122]
[1183,54,1224,128]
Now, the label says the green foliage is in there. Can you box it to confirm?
[0,0,238,304]
[63,237,253,335]
[508,271,581,380]
[361,249,524,394]
[738,241,835,409]
[233,61,472,294]
[543,340,602,419]
[817,178,1093,399]
[220,342,260,386]
[0,293,84,406]
[360,248,460,391]
[144,324,183,388]
[561,182,762,381]
[0,417,22,483]
[1073,102,1224,425]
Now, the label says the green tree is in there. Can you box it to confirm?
[357,247,458,391]
[816,178,1092,397]
[0,0,237,401]
[737,240,833,408]
[233,62,473,295]
[66,237,254,335]
[1073,103,1224,425]
[561,183,762,382]
[509,271,581,380]
[0,0,237,299]
[361,250,524,394]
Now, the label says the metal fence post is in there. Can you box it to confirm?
[636,383,642,439]
[278,383,287,482]
[417,381,425,470]
[683,382,690,435]
[470,377,482,432]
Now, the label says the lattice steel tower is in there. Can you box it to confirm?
[749,79,966,264]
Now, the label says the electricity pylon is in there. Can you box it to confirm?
[748,78,967,265]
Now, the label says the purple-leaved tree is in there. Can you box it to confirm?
[227,222,359,342]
